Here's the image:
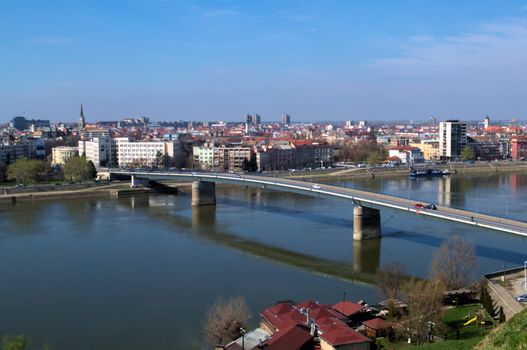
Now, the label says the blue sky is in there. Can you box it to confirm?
[1,0,527,122]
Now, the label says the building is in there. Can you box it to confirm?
[193,145,214,170]
[79,137,114,167]
[252,114,261,125]
[114,138,167,167]
[52,146,78,165]
[213,146,253,172]
[282,114,291,125]
[511,136,527,160]
[78,104,86,132]
[81,127,111,139]
[409,142,440,161]
[10,116,50,131]
[388,146,424,165]
[244,113,252,124]
[483,116,490,129]
[439,120,467,160]
[0,143,27,164]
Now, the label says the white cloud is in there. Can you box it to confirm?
[372,17,527,77]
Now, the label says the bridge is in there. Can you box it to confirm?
[108,170,527,239]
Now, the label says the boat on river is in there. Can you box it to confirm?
[409,169,452,177]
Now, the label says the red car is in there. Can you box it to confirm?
[415,203,425,209]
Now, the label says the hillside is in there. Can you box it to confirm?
[476,307,527,350]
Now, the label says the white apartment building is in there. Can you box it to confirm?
[115,138,166,167]
[193,145,214,169]
[78,137,114,167]
[439,120,467,160]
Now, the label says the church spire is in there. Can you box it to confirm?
[78,103,86,132]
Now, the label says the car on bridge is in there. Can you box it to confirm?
[312,184,321,189]
[425,204,437,210]
[415,203,425,209]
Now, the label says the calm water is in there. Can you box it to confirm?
[1,171,526,349]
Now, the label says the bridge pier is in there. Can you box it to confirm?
[353,206,381,240]
[130,174,150,188]
[191,181,216,206]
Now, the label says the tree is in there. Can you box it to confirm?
[429,236,477,290]
[2,335,29,350]
[399,278,446,344]
[498,306,506,323]
[460,147,475,161]
[0,161,7,182]
[203,296,252,345]
[376,262,407,302]
[63,156,96,183]
[7,158,45,185]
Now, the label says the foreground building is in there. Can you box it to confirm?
[219,299,374,350]
[439,120,467,160]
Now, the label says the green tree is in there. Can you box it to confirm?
[461,147,476,161]
[2,334,29,350]
[7,158,45,185]
[63,156,97,183]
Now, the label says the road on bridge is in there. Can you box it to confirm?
[109,170,527,237]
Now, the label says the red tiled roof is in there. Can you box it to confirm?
[264,324,313,350]
[331,301,365,317]
[363,317,389,330]
[267,302,294,316]
[320,327,370,346]
[296,300,320,310]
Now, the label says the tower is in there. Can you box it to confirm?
[78,104,86,132]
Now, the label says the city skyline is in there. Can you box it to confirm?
[2,0,527,121]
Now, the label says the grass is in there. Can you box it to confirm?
[476,308,527,350]
[377,305,494,350]
[442,304,494,340]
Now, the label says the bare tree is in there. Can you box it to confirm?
[376,262,407,301]
[430,236,477,290]
[399,278,446,344]
[203,296,252,346]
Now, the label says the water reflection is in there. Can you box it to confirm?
[353,238,381,274]
[192,205,216,229]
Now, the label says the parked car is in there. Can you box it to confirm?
[516,294,527,302]
[425,204,437,210]
[414,203,425,209]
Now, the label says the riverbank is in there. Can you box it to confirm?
[280,160,527,180]
[0,181,192,203]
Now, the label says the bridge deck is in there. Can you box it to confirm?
[109,171,527,237]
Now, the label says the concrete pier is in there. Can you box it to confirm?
[353,205,381,240]
[130,175,150,188]
[191,181,216,206]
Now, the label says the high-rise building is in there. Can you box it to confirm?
[244,114,252,124]
[251,114,261,125]
[78,104,86,132]
[439,120,467,160]
[483,116,490,129]
[282,114,291,125]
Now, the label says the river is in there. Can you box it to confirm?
[0,171,526,349]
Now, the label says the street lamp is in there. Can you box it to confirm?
[240,327,246,350]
